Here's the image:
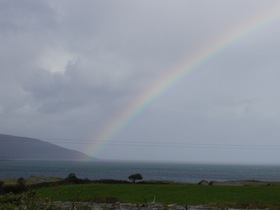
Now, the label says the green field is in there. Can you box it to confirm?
[36,183,280,208]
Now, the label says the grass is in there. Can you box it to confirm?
[36,183,280,208]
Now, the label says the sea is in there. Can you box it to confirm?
[1,160,280,183]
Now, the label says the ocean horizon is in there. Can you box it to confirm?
[1,160,280,183]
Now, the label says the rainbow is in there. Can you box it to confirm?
[89,4,280,157]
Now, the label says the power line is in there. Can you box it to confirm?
[2,136,280,150]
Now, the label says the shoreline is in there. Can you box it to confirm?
[1,175,280,186]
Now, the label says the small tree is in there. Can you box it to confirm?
[128,173,143,183]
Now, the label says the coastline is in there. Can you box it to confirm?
[2,175,280,186]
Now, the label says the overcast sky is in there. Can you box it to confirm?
[1,0,280,164]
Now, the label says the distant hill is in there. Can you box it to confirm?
[0,134,96,161]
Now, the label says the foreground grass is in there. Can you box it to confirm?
[37,183,280,208]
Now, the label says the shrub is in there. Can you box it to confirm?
[0,180,4,194]
[64,173,79,184]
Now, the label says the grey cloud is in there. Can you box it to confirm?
[0,0,57,33]
[1,0,280,163]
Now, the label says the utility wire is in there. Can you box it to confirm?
[1,136,280,150]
